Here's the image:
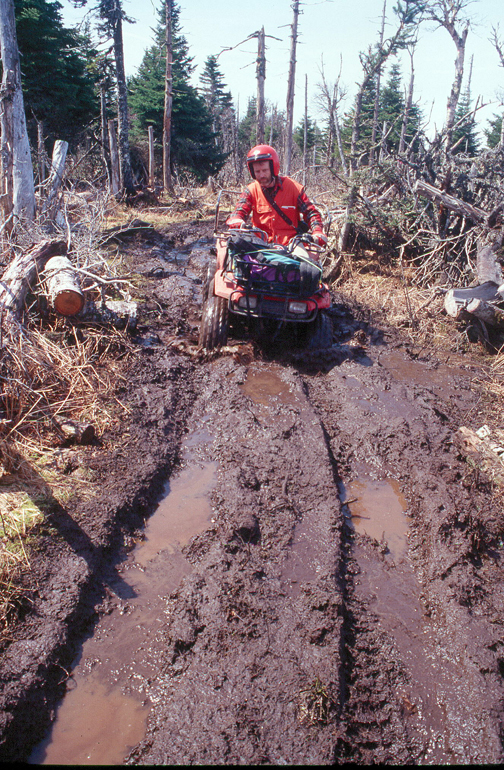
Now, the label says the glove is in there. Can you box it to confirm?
[311,229,328,247]
[226,215,246,229]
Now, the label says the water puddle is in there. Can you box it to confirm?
[343,475,409,561]
[30,433,217,766]
[240,365,297,408]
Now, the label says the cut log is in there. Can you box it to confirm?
[0,238,67,320]
[444,281,500,318]
[465,298,504,328]
[414,179,487,223]
[43,256,84,316]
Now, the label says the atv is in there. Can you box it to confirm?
[199,191,333,351]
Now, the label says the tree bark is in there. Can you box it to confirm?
[0,0,36,228]
[43,140,68,217]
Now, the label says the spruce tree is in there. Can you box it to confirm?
[452,80,480,156]
[128,2,226,182]
[13,0,99,147]
[484,114,503,148]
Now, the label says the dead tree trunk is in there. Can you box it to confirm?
[43,140,68,218]
[37,121,46,186]
[370,0,387,166]
[0,239,67,321]
[100,82,112,188]
[256,26,266,144]
[163,0,174,193]
[148,126,155,188]
[108,120,120,196]
[303,75,308,185]
[284,0,300,175]
[0,0,36,229]
[399,46,415,154]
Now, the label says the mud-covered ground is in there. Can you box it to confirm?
[1,219,503,764]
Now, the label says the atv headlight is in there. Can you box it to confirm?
[238,295,257,309]
[288,301,308,314]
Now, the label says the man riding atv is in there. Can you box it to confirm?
[199,144,333,350]
[226,144,328,249]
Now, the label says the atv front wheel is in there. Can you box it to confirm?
[307,310,333,349]
[199,278,229,350]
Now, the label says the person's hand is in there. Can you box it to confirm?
[311,229,328,247]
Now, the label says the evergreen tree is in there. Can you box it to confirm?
[379,63,422,153]
[199,54,234,151]
[484,114,503,148]
[238,97,257,156]
[293,115,317,153]
[340,74,378,162]
[13,0,99,147]
[128,2,226,182]
[452,80,480,155]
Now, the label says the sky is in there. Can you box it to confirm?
[60,0,504,141]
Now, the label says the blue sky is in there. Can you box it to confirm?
[61,0,504,140]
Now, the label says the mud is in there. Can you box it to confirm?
[1,218,504,764]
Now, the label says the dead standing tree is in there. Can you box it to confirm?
[217,28,281,146]
[425,0,472,153]
[284,0,300,175]
[96,0,135,197]
[0,0,36,235]
[163,0,174,193]
[339,0,424,252]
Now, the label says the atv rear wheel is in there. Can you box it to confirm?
[199,278,229,350]
[307,310,333,349]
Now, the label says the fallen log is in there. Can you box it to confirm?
[42,256,84,316]
[465,298,504,328]
[0,239,67,320]
[444,281,501,318]
[414,179,487,223]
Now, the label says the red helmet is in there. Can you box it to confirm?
[247,144,280,178]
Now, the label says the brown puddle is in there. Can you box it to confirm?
[30,435,217,766]
[344,475,409,561]
[240,365,297,408]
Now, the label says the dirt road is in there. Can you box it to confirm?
[1,222,504,764]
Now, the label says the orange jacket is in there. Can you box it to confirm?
[227,176,323,245]
[248,177,302,244]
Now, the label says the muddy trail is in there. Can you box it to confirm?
[1,220,504,764]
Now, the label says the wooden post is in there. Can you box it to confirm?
[44,140,68,213]
[148,125,155,188]
[108,119,120,196]
[37,121,46,185]
[303,74,308,186]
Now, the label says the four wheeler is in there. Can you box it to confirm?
[199,192,333,351]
